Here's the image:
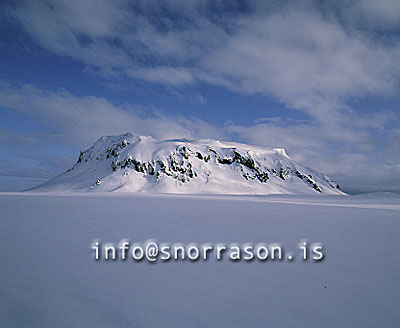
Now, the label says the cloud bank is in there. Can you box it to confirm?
[9,0,400,108]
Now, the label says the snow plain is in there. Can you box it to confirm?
[1,192,399,327]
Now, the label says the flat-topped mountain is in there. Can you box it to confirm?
[31,132,344,195]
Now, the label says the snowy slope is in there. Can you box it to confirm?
[1,193,399,327]
[31,132,344,194]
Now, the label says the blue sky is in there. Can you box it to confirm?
[0,0,399,193]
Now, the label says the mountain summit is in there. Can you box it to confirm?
[31,132,344,194]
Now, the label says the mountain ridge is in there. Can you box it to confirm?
[30,132,344,195]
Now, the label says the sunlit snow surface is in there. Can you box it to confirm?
[31,132,343,195]
[1,192,399,327]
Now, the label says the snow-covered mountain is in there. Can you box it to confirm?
[31,132,344,194]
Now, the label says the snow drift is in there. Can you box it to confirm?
[31,132,344,194]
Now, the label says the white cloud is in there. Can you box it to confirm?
[346,0,400,31]
[130,67,195,86]
[9,0,400,113]
[0,81,225,148]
